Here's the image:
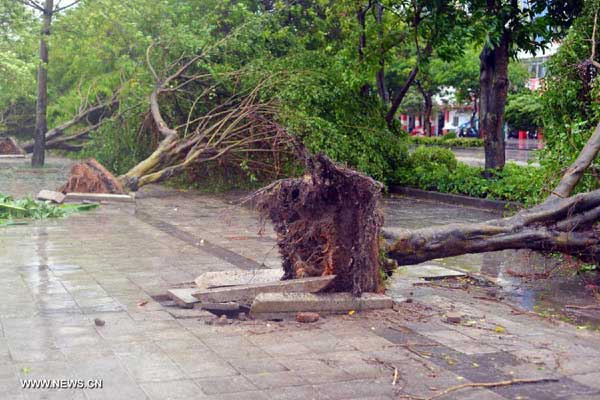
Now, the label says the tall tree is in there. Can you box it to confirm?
[468,0,583,172]
[17,0,79,167]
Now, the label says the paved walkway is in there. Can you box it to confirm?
[1,158,600,399]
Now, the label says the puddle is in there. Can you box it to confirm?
[384,196,600,329]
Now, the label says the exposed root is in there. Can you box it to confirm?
[256,153,384,294]
[59,159,125,194]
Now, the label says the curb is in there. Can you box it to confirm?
[389,186,522,213]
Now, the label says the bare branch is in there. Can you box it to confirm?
[53,0,79,13]
[16,0,46,12]
[547,121,600,201]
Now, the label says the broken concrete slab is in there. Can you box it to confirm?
[250,292,394,319]
[167,288,200,309]
[64,192,135,203]
[445,312,463,324]
[192,275,336,303]
[37,190,66,204]
[195,269,283,290]
[398,264,466,280]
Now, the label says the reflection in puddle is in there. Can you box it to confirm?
[383,196,600,328]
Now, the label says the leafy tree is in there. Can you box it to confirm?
[541,0,600,193]
[466,0,583,173]
[0,2,37,137]
[505,90,543,132]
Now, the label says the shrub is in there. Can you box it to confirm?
[408,136,483,148]
[442,131,457,140]
[392,147,545,205]
[409,146,457,170]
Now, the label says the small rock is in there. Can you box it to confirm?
[238,312,248,321]
[406,298,414,303]
[296,312,320,323]
[94,318,105,327]
[215,315,230,326]
[445,312,463,324]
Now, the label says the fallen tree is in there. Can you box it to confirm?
[253,121,600,294]
[116,42,293,191]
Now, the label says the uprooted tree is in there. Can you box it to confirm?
[249,119,600,295]
[115,40,293,192]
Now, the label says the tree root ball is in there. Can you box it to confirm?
[257,153,384,295]
[59,159,125,194]
[0,136,25,155]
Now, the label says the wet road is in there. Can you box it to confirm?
[452,138,543,167]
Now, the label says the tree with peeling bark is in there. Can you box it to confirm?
[16,0,80,167]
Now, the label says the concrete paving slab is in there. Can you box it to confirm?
[250,292,394,319]
[193,276,336,303]
[37,190,65,204]
[64,192,135,203]
[167,288,199,308]
[195,269,283,290]
[399,264,466,279]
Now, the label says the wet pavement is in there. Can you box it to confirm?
[0,156,71,198]
[1,157,600,399]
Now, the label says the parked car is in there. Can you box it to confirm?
[458,119,479,138]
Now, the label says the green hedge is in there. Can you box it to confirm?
[408,136,484,148]
[392,146,544,205]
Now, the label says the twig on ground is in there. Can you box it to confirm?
[565,304,600,310]
[399,377,559,400]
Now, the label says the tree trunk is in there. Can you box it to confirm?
[416,82,433,136]
[22,97,118,153]
[375,1,388,105]
[470,95,478,128]
[479,31,509,172]
[386,191,600,266]
[385,64,418,130]
[32,0,53,167]
[357,3,371,97]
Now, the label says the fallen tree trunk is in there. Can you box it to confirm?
[22,97,118,153]
[118,40,291,191]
